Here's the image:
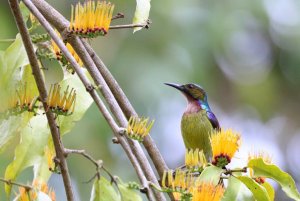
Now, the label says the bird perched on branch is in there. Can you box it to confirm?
[165,83,220,160]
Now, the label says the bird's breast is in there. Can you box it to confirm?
[181,110,214,152]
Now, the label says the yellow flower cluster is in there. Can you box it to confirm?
[1,82,38,118]
[47,84,76,116]
[126,116,154,142]
[161,169,195,192]
[191,182,224,201]
[18,180,55,201]
[162,170,224,201]
[70,0,114,38]
[45,146,55,171]
[51,32,83,74]
[210,129,241,167]
[185,149,207,170]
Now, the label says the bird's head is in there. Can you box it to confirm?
[165,83,207,102]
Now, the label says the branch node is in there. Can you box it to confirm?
[86,85,94,92]
[118,128,126,136]
[140,186,148,194]
[112,137,119,144]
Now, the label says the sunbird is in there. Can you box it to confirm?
[165,83,220,160]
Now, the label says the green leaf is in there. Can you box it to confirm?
[118,180,143,201]
[248,158,300,200]
[222,176,242,201]
[2,34,28,85]
[132,0,151,33]
[5,115,49,196]
[19,2,30,23]
[90,177,121,201]
[237,176,270,201]
[198,166,224,185]
[262,182,275,201]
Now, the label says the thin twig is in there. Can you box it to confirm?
[8,1,75,200]
[224,167,247,175]
[0,178,32,191]
[23,1,156,200]
[109,23,149,30]
[111,12,124,20]
[64,148,122,196]
[64,149,101,168]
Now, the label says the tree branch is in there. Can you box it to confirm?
[8,1,75,200]
[82,40,169,180]
[0,178,32,191]
[28,1,167,200]
[22,1,157,200]
[109,23,150,30]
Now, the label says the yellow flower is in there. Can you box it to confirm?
[51,31,83,73]
[70,0,114,37]
[18,187,32,201]
[191,182,224,201]
[126,116,154,142]
[210,129,241,168]
[45,146,55,171]
[248,151,272,184]
[185,149,207,170]
[47,84,76,116]
[161,169,195,193]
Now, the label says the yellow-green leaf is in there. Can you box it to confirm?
[132,0,151,33]
[5,115,49,196]
[248,158,300,200]
[237,176,270,201]
[118,181,142,201]
[262,182,275,201]
[90,177,121,201]
[198,166,224,185]
[222,176,242,201]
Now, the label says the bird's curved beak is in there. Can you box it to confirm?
[164,82,184,91]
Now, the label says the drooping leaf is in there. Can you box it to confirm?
[198,166,224,185]
[262,182,275,201]
[90,177,121,201]
[5,115,49,196]
[33,148,52,184]
[118,179,142,201]
[237,176,270,201]
[1,34,28,86]
[132,0,151,33]
[33,73,92,183]
[0,34,30,152]
[248,158,300,200]
[0,116,23,153]
[222,176,242,201]
[19,2,30,23]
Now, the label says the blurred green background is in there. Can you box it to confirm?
[1,0,300,200]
